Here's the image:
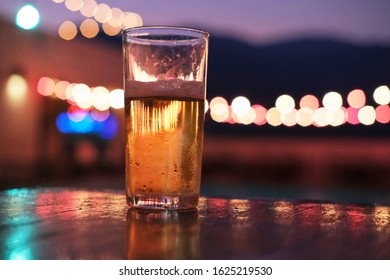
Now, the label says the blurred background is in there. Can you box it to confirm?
[0,0,389,203]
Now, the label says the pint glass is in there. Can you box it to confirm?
[123,26,209,210]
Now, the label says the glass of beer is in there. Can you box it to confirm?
[122,26,209,210]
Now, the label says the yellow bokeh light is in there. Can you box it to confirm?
[210,96,230,122]
[210,96,228,108]
[110,7,125,26]
[65,0,84,11]
[54,81,71,100]
[93,3,112,23]
[58,21,77,40]
[322,91,342,111]
[266,107,282,126]
[210,103,229,117]
[122,12,143,29]
[373,85,390,105]
[72,83,93,109]
[358,106,376,125]
[92,86,110,111]
[275,94,295,114]
[296,108,314,127]
[80,0,97,17]
[210,109,230,123]
[6,74,28,106]
[347,89,366,108]
[102,19,121,36]
[80,18,99,39]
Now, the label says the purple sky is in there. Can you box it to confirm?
[1,0,390,45]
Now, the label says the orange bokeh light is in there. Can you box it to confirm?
[347,89,366,108]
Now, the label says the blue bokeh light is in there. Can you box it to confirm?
[56,111,118,139]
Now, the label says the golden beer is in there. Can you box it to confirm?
[125,80,205,209]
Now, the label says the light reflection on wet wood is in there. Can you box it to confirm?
[1,187,390,260]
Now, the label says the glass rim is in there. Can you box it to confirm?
[122,25,209,45]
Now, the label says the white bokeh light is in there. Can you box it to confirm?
[373,85,390,105]
[276,94,295,114]
[231,96,251,116]
[323,91,343,111]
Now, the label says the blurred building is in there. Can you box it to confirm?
[0,19,124,185]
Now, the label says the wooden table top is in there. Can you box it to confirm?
[1,187,390,260]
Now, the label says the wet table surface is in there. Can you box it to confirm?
[1,187,390,260]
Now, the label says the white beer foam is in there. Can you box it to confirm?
[125,79,205,99]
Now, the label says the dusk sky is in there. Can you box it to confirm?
[1,0,390,45]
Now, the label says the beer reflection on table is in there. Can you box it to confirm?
[126,209,200,259]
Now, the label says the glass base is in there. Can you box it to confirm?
[127,194,199,210]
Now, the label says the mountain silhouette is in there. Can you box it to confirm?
[207,36,390,108]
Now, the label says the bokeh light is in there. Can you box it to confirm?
[347,89,366,108]
[55,81,71,100]
[111,7,125,25]
[109,89,124,109]
[102,20,121,36]
[299,94,319,110]
[91,109,110,122]
[326,107,346,127]
[210,96,227,108]
[346,107,360,125]
[231,96,251,116]
[313,107,328,127]
[37,77,56,96]
[92,86,110,111]
[80,0,97,17]
[266,107,282,126]
[358,106,376,125]
[252,105,267,126]
[6,74,28,105]
[65,0,83,12]
[16,4,40,30]
[237,107,256,125]
[58,21,77,40]
[122,12,143,29]
[281,109,297,127]
[72,83,93,109]
[296,108,314,127]
[93,3,112,23]
[80,18,99,39]
[210,96,229,122]
[375,105,390,124]
[56,111,118,139]
[276,94,295,114]
[323,91,342,111]
[37,75,390,128]
[373,85,390,105]
[67,105,88,122]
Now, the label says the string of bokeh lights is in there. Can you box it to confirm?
[52,0,142,40]
[208,88,389,126]
[37,76,390,127]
